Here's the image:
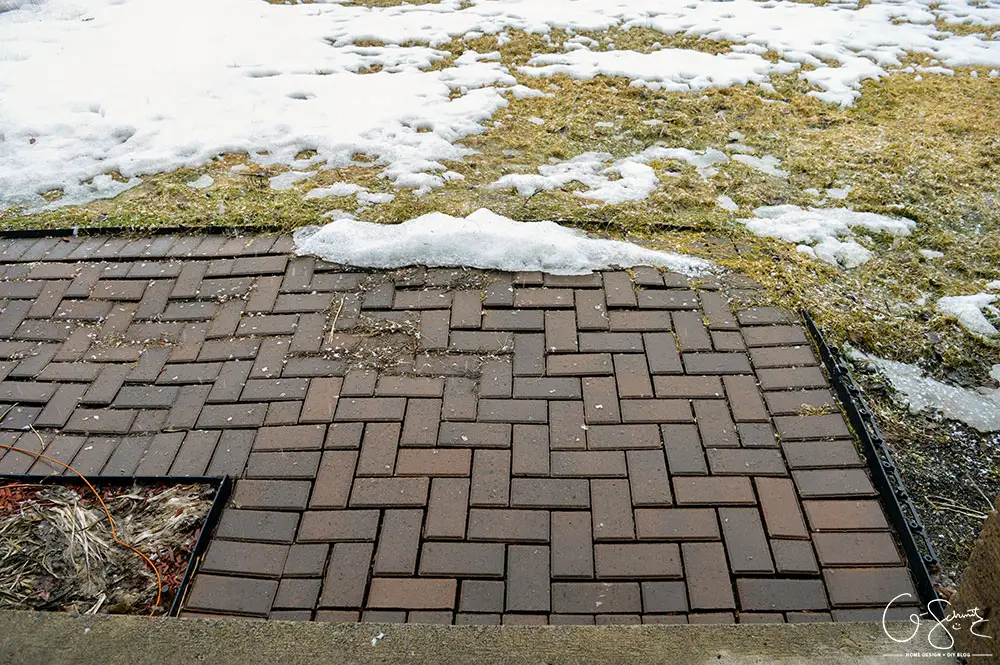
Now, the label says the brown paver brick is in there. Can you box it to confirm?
[551,583,640,614]
[511,478,589,508]
[395,449,471,476]
[513,377,581,400]
[548,401,586,450]
[586,424,661,449]
[201,540,288,578]
[743,325,809,347]
[595,544,681,579]
[400,398,441,446]
[724,375,769,422]
[468,509,549,542]
[186,575,278,617]
[216,509,300,544]
[550,451,626,478]
[823,568,916,607]
[774,414,851,440]
[513,333,545,377]
[336,397,406,422]
[653,375,723,398]
[591,479,635,541]
[578,332,643,353]
[350,477,429,507]
[782,440,863,469]
[246,451,322,479]
[425,477,470,539]
[707,449,787,476]
[460,580,504,612]
[621,399,690,423]
[719,507,774,574]
[737,579,828,612]
[319,543,374,608]
[673,477,755,505]
[470,449,511,506]
[546,353,612,376]
[512,424,549,477]
[545,310,578,353]
[793,469,877,498]
[694,400,739,448]
[478,398,547,424]
[357,422,401,476]
[802,500,890,532]
[507,545,550,612]
[64,408,137,435]
[750,346,818,368]
[442,377,477,421]
[419,542,505,577]
[233,480,311,511]
[772,540,820,574]
[373,509,423,575]
[479,360,512,398]
[635,508,719,540]
[575,288,609,331]
[643,332,682,374]
[626,450,673,506]
[683,542,735,610]
[298,377,342,423]
[662,424,707,475]
[813,532,901,566]
[582,377,620,424]
[438,422,511,448]
[367,578,457,610]
[273,578,321,609]
[758,367,827,391]
[755,477,808,539]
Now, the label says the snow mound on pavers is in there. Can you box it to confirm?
[294,208,712,276]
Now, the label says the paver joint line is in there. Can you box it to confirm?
[0,235,918,625]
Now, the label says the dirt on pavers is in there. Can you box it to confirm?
[0,237,931,623]
[0,481,213,615]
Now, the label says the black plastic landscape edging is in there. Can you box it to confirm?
[802,311,941,619]
[0,474,232,618]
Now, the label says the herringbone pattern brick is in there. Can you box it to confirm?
[0,234,918,624]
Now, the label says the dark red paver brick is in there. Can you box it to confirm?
[823,568,917,607]
[367,578,457,610]
[737,579,828,612]
[551,583,640,614]
[420,542,505,577]
[425,478,470,539]
[319,543,374,608]
[186,575,278,617]
[201,540,288,578]
[719,507,774,574]
[802,500,890,532]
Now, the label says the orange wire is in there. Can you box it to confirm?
[0,443,163,615]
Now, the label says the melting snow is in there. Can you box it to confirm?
[849,348,1000,433]
[716,195,738,212]
[935,293,999,338]
[187,175,214,190]
[737,205,916,268]
[490,145,729,203]
[731,154,789,177]
[294,208,713,276]
[918,249,944,259]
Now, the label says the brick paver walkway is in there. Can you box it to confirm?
[0,234,918,624]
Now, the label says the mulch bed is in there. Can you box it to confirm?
[0,481,214,615]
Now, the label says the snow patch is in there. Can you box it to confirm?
[294,208,713,276]
[737,205,916,268]
[918,249,944,259]
[849,348,1000,433]
[731,154,789,177]
[188,175,214,189]
[716,195,738,212]
[489,145,728,204]
[935,293,999,338]
[520,48,783,93]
